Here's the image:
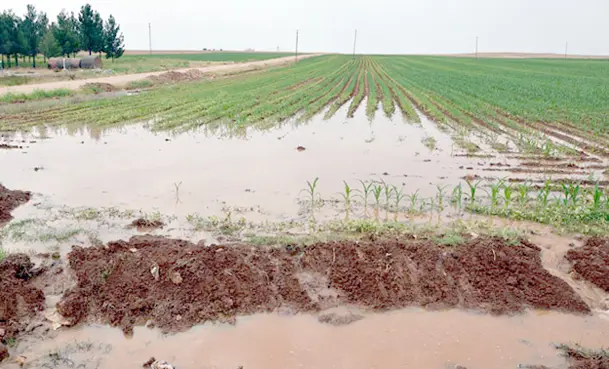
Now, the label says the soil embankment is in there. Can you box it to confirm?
[57,235,589,334]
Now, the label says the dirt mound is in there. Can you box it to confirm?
[58,236,589,334]
[301,237,589,315]
[565,237,609,292]
[0,184,31,224]
[58,236,314,334]
[0,255,45,340]
[148,69,204,84]
[82,82,116,93]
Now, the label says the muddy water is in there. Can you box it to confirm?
[1,105,491,222]
[5,309,609,369]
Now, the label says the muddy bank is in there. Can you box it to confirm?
[58,236,315,334]
[566,237,609,293]
[0,184,30,223]
[558,344,609,369]
[0,255,45,341]
[58,235,589,334]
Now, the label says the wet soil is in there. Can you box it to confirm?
[57,235,590,334]
[559,345,609,369]
[0,184,30,224]
[129,218,164,230]
[0,255,45,341]
[566,237,609,293]
[58,236,315,334]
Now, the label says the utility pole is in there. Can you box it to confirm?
[564,42,568,59]
[148,23,152,54]
[295,30,299,62]
[352,29,358,58]
[475,36,479,60]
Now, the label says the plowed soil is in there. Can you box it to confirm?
[566,237,609,292]
[0,184,31,223]
[58,235,589,334]
[0,254,45,340]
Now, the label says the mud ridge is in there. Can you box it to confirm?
[57,235,590,334]
[565,237,609,293]
[0,184,31,224]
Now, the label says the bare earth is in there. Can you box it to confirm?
[0,54,317,95]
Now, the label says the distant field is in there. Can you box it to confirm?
[124,52,294,62]
[4,55,609,136]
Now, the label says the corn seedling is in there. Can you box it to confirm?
[537,179,552,208]
[407,190,420,214]
[301,177,320,218]
[451,183,463,210]
[381,180,393,220]
[173,181,183,204]
[486,178,505,210]
[465,179,482,204]
[392,185,407,221]
[340,181,354,219]
[518,181,531,206]
[502,182,514,208]
[436,184,448,213]
[372,184,383,220]
[357,180,374,215]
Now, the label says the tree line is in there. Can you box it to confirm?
[0,3,125,68]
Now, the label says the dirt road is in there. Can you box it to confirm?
[0,54,318,95]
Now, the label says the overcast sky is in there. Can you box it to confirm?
[7,0,609,55]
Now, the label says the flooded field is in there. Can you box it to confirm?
[2,55,609,369]
[5,310,609,369]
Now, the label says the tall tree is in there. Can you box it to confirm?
[54,10,80,57]
[103,15,124,61]
[40,25,62,61]
[8,14,26,67]
[92,11,104,54]
[78,4,103,55]
[21,5,46,67]
[0,11,13,67]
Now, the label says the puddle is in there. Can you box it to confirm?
[5,309,609,369]
[1,106,497,222]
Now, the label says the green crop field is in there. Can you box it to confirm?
[3,54,609,158]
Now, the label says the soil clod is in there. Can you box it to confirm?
[565,237,609,292]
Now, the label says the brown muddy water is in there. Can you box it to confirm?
[1,107,482,219]
[4,309,609,369]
